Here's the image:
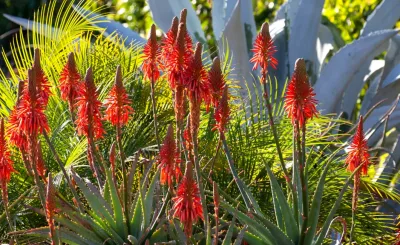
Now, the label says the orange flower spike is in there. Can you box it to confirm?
[0,119,14,185]
[142,24,161,83]
[250,23,278,83]
[75,68,104,140]
[60,52,81,113]
[46,174,57,245]
[158,125,181,187]
[345,116,370,176]
[208,57,226,107]
[284,58,318,127]
[33,49,52,105]
[160,17,179,71]
[104,66,134,127]
[213,87,230,134]
[172,163,203,238]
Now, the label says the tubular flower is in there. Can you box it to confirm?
[33,49,52,105]
[345,116,370,175]
[172,174,203,237]
[208,57,226,107]
[185,43,210,137]
[75,68,104,140]
[250,23,278,82]
[165,23,192,90]
[12,68,50,137]
[0,119,14,185]
[284,58,318,127]
[213,87,230,134]
[158,125,181,187]
[142,24,161,82]
[160,17,179,70]
[46,174,56,245]
[8,81,29,150]
[60,52,81,113]
[104,66,134,126]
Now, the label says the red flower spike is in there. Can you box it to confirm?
[75,68,104,139]
[160,17,179,71]
[13,69,50,137]
[0,119,14,185]
[158,125,181,187]
[172,175,203,238]
[142,24,161,82]
[104,66,134,127]
[250,23,278,82]
[284,58,318,127]
[33,49,52,105]
[208,57,226,107]
[346,116,370,176]
[46,174,56,245]
[165,23,192,90]
[213,87,230,134]
[179,9,193,53]
[36,141,47,179]
[60,52,81,113]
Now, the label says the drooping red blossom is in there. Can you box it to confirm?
[11,68,50,138]
[208,57,226,107]
[346,116,370,176]
[165,23,192,90]
[75,68,104,140]
[8,105,29,151]
[46,174,56,245]
[160,17,179,70]
[213,87,230,134]
[104,66,134,126]
[142,24,161,82]
[284,58,318,127]
[250,23,278,83]
[0,119,14,185]
[36,141,47,179]
[33,49,52,105]
[59,52,81,113]
[158,125,181,187]
[172,172,203,237]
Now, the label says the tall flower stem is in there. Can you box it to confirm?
[262,80,294,193]
[298,123,308,244]
[1,182,13,234]
[42,131,84,212]
[192,130,210,240]
[29,135,46,208]
[150,80,161,149]
[349,171,360,244]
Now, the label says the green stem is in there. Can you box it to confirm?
[298,123,308,245]
[349,209,355,244]
[42,131,84,213]
[29,135,46,208]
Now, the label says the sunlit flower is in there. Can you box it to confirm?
[213,87,230,134]
[250,22,277,83]
[172,174,203,237]
[60,52,81,113]
[179,9,193,53]
[208,57,226,107]
[142,24,161,82]
[284,58,318,127]
[0,119,14,185]
[75,68,104,140]
[158,125,181,187]
[8,104,28,151]
[160,17,179,70]
[346,116,370,175]
[33,49,52,105]
[46,174,56,245]
[104,66,134,126]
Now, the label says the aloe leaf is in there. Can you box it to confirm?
[150,227,169,243]
[233,225,247,245]
[288,0,325,79]
[54,216,103,244]
[264,163,298,242]
[361,0,400,36]
[71,172,116,229]
[17,227,91,245]
[144,169,160,228]
[243,231,267,245]
[380,35,400,85]
[105,168,127,238]
[221,200,294,245]
[313,164,365,245]
[131,191,143,238]
[173,219,187,244]
[3,14,58,39]
[316,25,335,74]
[72,5,145,45]
[221,216,236,245]
[381,63,400,87]
[315,29,398,114]
[373,135,400,184]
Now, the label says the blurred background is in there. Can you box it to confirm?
[1,0,396,52]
